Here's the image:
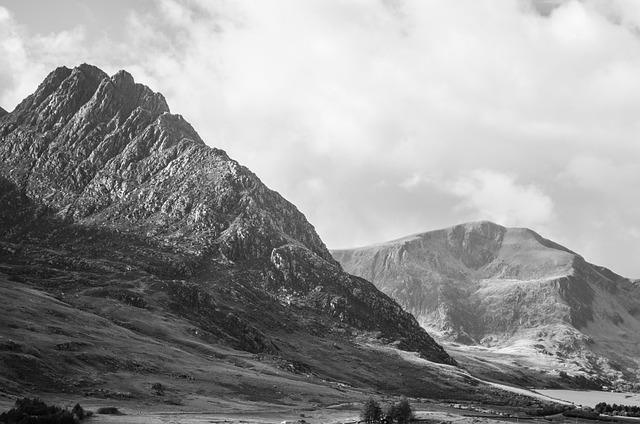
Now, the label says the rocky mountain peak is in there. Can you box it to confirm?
[436,221,578,270]
[0,64,330,263]
[444,221,507,269]
[4,65,102,130]
[4,64,169,132]
[0,65,206,226]
[0,63,454,378]
[0,106,7,118]
[333,221,640,384]
[92,68,170,117]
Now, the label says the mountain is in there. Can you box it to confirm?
[332,221,640,387]
[0,106,7,118]
[0,64,471,404]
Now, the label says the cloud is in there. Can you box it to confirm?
[0,6,88,110]
[2,0,640,275]
[447,170,555,228]
[562,155,640,194]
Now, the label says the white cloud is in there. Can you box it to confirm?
[447,170,555,229]
[562,155,640,193]
[0,7,88,110]
[2,1,640,276]
[400,173,426,190]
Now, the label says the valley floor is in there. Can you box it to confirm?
[0,398,550,424]
[0,395,593,424]
[83,409,523,424]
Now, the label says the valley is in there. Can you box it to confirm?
[0,64,638,422]
[0,64,532,416]
[0,397,567,424]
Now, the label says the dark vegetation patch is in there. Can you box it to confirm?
[595,402,640,418]
[526,404,570,416]
[151,382,164,396]
[0,398,91,424]
[558,371,610,390]
[82,388,133,398]
[95,407,120,414]
[562,409,616,421]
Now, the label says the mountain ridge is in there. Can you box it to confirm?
[0,63,334,265]
[332,220,640,386]
[0,64,462,400]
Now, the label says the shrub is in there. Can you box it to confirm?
[151,382,164,396]
[14,398,56,416]
[71,403,91,420]
[527,404,567,416]
[386,397,414,424]
[595,401,640,417]
[360,397,382,423]
[562,409,601,420]
[96,407,120,414]
[0,398,89,424]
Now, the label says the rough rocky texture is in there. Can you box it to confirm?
[0,64,330,265]
[0,63,454,395]
[332,221,640,383]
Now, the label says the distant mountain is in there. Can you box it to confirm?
[0,64,458,400]
[0,106,7,118]
[332,221,640,386]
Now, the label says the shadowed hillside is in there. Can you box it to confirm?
[0,64,474,404]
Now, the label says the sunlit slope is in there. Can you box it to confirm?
[333,221,640,384]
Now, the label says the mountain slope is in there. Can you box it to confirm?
[332,221,640,386]
[0,64,460,401]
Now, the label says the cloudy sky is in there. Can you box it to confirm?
[1,0,640,277]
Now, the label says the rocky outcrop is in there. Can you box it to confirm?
[267,244,453,363]
[333,221,640,381]
[0,64,329,265]
[0,64,453,368]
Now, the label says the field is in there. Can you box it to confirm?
[0,395,573,424]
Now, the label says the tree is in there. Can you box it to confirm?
[361,397,382,423]
[595,402,607,414]
[386,397,414,424]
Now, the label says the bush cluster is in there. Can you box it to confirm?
[385,398,414,424]
[360,396,414,424]
[95,407,120,414]
[562,409,600,420]
[526,404,568,416]
[0,398,90,424]
[595,402,640,417]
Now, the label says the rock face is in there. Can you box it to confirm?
[0,64,330,267]
[0,64,453,395]
[332,221,640,383]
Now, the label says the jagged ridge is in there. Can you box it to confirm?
[0,63,455,392]
[0,64,331,264]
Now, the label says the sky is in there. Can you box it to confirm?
[1,0,640,277]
